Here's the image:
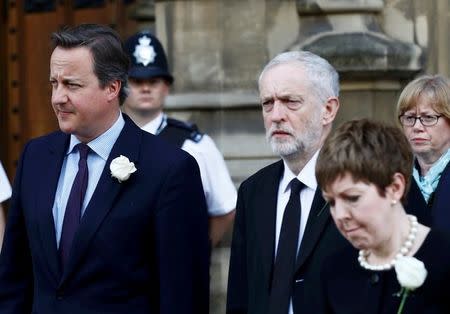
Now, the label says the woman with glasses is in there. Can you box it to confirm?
[396,74,450,229]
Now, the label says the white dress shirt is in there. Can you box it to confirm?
[52,114,125,247]
[0,162,12,203]
[275,150,319,314]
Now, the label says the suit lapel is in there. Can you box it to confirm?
[59,117,143,284]
[258,161,284,283]
[432,161,450,229]
[36,132,69,282]
[407,179,429,225]
[257,162,330,276]
[295,188,329,269]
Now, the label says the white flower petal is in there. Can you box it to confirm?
[110,155,137,182]
[394,256,427,290]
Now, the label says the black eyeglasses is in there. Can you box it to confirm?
[398,114,443,127]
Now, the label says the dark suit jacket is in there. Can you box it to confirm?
[226,160,348,314]
[0,115,210,314]
[405,161,450,231]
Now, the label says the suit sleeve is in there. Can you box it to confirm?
[154,153,209,314]
[0,143,33,313]
[226,185,248,314]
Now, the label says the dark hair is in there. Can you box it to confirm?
[51,23,129,105]
[316,119,413,202]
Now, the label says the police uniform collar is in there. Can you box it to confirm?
[141,112,166,135]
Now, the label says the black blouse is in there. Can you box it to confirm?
[321,229,450,314]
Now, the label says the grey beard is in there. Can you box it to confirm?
[269,137,305,158]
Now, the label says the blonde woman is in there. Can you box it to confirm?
[396,75,450,230]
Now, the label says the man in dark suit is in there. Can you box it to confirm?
[0,24,209,314]
[226,51,348,314]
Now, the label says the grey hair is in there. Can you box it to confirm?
[258,51,339,103]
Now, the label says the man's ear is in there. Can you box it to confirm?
[106,80,121,102]
[322,97,340,126]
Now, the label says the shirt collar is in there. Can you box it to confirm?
[280,150,319,193]
[141,112,164,135]
[427,147,450,178]
[67,113,125,161]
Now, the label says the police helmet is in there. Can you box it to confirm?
[124,31,174,84]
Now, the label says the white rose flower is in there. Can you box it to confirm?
[394,256,427,290]
[110,155,137,182]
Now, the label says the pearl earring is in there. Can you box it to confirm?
[391,199,397,206]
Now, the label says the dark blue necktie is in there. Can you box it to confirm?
[268,178,304,314]
[59,143,90,269]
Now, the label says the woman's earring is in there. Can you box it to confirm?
[391,199,398,206]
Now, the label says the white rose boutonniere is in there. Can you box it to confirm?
[394,256,427,314]
[110,155,137,182]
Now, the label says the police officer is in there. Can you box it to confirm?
[122,31,237,246]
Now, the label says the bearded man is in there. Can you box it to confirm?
[226,51,348,314]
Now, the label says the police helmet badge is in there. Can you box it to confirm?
[133,35,157,66]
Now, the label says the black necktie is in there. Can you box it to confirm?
[59,143,90,269]
[268,178,304,314]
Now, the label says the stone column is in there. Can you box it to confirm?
[129,0,156,32]
[293,0,423,79]
[154,2,275,313]
[290,0,425,125]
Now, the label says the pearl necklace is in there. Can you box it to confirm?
[358,215,418,271]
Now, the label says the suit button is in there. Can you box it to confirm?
[56,290,64,300]
[369,273,379,285]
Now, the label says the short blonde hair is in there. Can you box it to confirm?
[396,74,450,121]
